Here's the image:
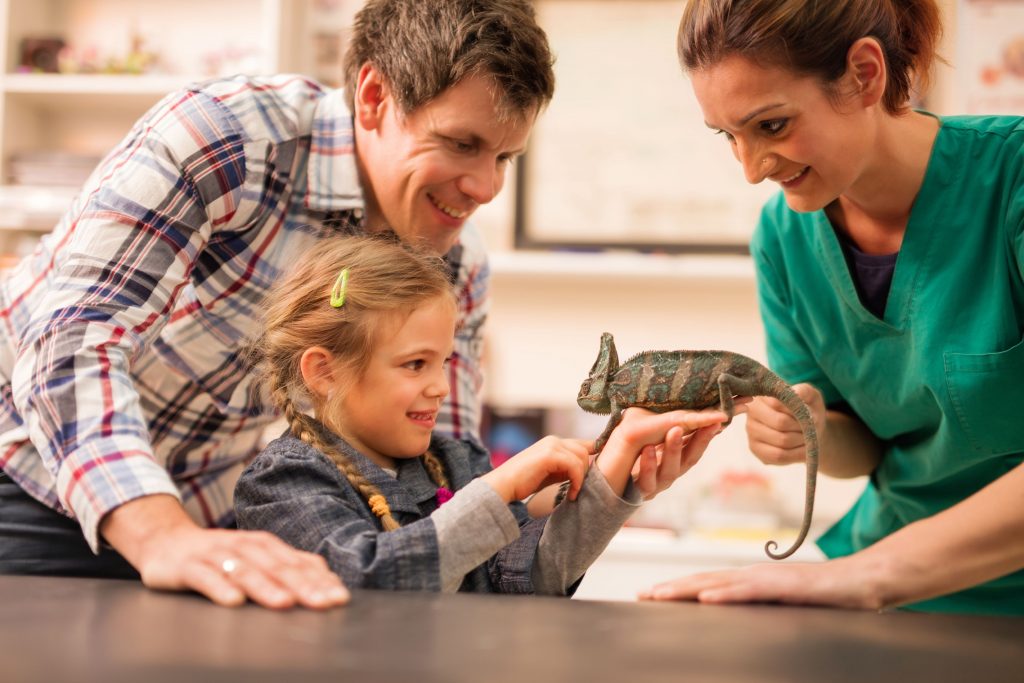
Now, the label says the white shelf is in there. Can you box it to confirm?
[0,0,323,234]
[1,73,205,97]
[489,249,755,281]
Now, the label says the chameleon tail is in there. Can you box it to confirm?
[763,384,819,560]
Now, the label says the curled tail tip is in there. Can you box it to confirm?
[763,538,800,561]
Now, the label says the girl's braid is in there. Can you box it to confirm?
[422,450,450,490]
[273,380,401,531]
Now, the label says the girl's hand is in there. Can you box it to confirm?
[630,399,751,500]
[481,436,592,503]
[631,425,716,501]
[745,383,825,466]
[600,407,735,497]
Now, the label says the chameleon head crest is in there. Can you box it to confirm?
[577,332,619,414]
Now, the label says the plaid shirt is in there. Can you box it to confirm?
[0,74,489,552]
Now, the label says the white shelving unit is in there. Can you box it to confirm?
[0,0,319,260]
[489,249,756,282]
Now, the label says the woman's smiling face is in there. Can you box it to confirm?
[689,53,873,214]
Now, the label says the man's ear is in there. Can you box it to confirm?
[845,37,887,108]
[354,63,389,131]
[300,346,339,398]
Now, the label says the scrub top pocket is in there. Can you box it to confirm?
[944,337,1024,457]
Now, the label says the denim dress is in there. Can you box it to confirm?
[235,430,547,593]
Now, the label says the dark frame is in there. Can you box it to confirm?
[513,159,751,255]
[513,0,772,255]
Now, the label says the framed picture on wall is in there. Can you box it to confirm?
[515,0,775,254]
[958,0,1024,114]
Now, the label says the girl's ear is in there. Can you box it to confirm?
[300,346,340,398]
[844,37,887,108]
[354,63,390,131]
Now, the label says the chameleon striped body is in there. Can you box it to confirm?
[577,333,818,560]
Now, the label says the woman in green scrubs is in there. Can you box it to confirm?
[641,0,1024,615]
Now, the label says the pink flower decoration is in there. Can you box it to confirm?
[436,487,454,506]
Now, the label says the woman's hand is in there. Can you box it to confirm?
[481,436,592,503]
[745,383,825,466]
[101,495,350,609]
[638,556,884,610]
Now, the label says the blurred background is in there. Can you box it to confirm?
[2,0,1021,598]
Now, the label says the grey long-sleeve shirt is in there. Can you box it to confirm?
[235,430,641,594]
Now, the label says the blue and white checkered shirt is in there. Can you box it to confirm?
[0,74,489,551]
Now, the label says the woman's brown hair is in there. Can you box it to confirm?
[254,235,456,530]
[677,0,943,114]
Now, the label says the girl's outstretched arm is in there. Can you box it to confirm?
[597,407,731,496]
[526,404,741,515]
[530,407,732,595]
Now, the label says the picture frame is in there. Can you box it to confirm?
[957,0,1024,115]
[515,0,775,254]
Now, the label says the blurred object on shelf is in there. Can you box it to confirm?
[201,45,264,78]
[110,30,161,74]
[689,468,782,537]
[56,29,163,75]
[1005,36,1024,78]
[0,185,77,232]
[56,44,100,74]
[18,37,67,73]
[305,0,359,87]
[312,31,343,87]
[7,152,100,188]
[960,0,1024,114]
[481,405,547,468]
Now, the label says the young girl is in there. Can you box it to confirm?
[235,235,727,593]
[642,0,1024,615]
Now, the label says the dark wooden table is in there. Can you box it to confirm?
[3,575,1022,683]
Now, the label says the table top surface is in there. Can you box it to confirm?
[3,575,1022,683]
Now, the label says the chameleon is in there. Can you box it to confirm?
[574,332,818,561]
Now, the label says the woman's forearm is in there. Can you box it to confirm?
[818,409,884,478]
[851,460,1024,609]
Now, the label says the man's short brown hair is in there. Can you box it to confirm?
[343,0,555,119]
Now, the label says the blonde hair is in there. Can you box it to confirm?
[255,235,456,530]
[677,0,943,114]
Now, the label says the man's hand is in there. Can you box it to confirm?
[100,495,349,609]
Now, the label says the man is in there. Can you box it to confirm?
[0,0,554,608]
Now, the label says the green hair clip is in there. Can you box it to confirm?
[330,267,350,308]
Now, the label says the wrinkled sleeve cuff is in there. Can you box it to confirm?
[433,477,520,592]
[57,449,180,553]
[531,466,642,595]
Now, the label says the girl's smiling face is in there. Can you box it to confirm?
[331,296,457,470]
[689,53,875,214]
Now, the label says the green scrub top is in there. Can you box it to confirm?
[750,114,1024,615]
